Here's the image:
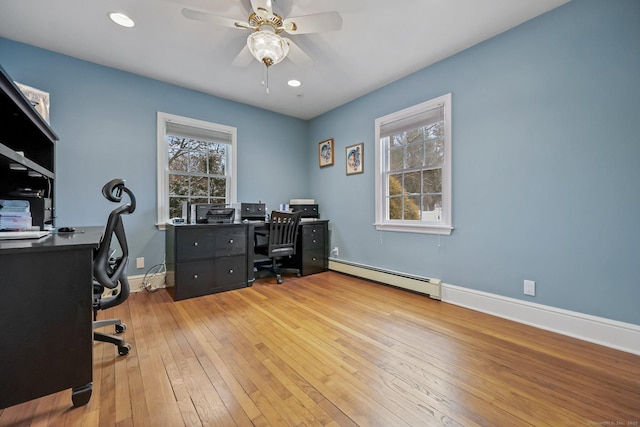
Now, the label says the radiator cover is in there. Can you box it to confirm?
[328,259,441,300]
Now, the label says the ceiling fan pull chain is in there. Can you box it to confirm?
[260,64,269,94]
[266,65,270,95]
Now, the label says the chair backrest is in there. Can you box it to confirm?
[267,210,302,258]
[93,179,136,309]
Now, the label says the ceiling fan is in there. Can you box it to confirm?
[181,0,343,69]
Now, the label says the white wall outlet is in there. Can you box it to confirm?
[332,246,339,257]
[136,257,145,269]
[524,279,536,296]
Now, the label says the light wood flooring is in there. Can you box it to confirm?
[1,271,639,426]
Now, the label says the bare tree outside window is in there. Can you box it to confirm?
[385,121,445,222]
[167,136,229,219]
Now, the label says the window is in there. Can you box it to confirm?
[157,112,237,228]
[374,93,452,235]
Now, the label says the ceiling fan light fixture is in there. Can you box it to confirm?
[247,27,289,67]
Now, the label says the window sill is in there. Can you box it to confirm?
[374,222,453,235]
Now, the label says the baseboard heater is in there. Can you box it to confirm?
[328,259,441,300]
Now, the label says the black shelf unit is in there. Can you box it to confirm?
[0,65,58,227]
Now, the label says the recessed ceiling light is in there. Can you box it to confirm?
[109,12,135,28]
[288,79,302,87]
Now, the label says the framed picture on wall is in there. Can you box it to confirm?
[16,82,50,124]
[346,143,364,175]
[318,138,334,167]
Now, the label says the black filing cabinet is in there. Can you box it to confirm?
[166,223,251,300]
[294,220,329,276]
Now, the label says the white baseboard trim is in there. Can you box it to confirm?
[442,283,640,356]
[128,274,146,292]
[128,273,167,293]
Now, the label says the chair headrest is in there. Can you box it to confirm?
[102,178,136,214]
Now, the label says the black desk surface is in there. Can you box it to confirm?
[0,226,103,254]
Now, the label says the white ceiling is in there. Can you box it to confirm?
[0,0,569,120]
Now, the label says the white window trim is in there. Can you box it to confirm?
[374,93,453,235]
[156,112,237,230]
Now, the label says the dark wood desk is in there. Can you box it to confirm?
[251,219,329,278]
[0,227,102,409]
[166,222,252,301]
[165,220,329,300]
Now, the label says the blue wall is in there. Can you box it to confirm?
[0,39,310,270]
[1,0,638,325]
[308,0,640,325]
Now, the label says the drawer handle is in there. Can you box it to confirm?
[312,229,316,233]
[245,207,250,210]
[193,242,198,246]
[312,257,317,261]
[312,239,317,243]
[193,274,198,279]
[229,239,234,244]
[229,269,234,274]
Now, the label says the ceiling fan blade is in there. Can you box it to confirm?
[250,0,273,19]
[283,38,313,68]
[181,8,248,29]
[282,11,342,34]
[182,8,255,30]
[232,45,255,67]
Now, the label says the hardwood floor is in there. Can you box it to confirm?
[1,271,638,426]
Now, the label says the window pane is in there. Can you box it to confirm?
[208,146,226,175]
[168,140,188,172]
[425,138,444,167]
[169,174,189,196]
[210,177,227,198]
[426,121,443,140]
[406,142,424,169]
[191,176,208,196]
[392,134,405,147]
[421,194,442,222]
[389,196,402,220]
[169,197,188,219]
[405,196,420,220]
[189,150,207,174]
[422,168,442,193]
[389,147,404,171]
[404,171,421,194]
[388,174,402,196]
[406,128,423,144]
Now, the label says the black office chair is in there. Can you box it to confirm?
[92,179,136,356]
[254,210,302,284]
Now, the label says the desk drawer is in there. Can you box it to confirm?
[174,260,215,300]
[176,228,216,261]
[215,229,247,256]
[302,248,326,275]
[302,230,324,250]
[214,255,247,286]
[240,203,266,220]
[290,204,319,218]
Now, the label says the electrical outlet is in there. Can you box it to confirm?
[136,257,144,269]
[332,246,339,257]
[524,279,536,296]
